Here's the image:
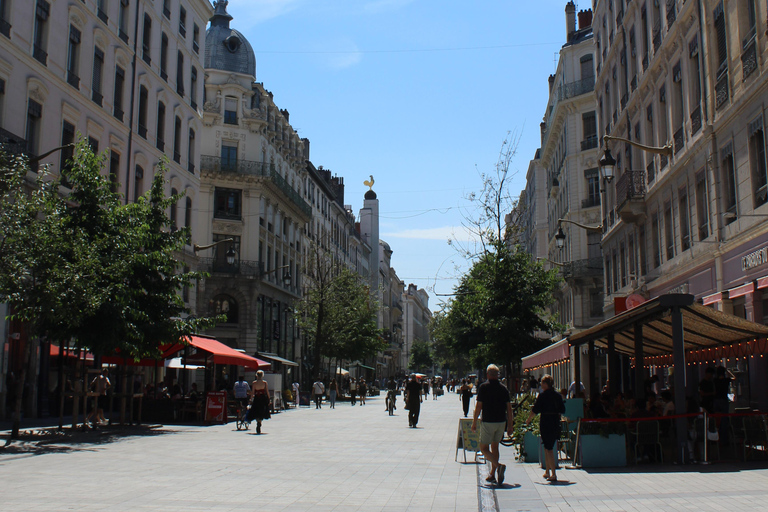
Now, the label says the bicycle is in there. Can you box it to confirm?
[386,389,397,416]
[235,398,249,431]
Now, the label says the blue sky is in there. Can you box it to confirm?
[224,0,571,310]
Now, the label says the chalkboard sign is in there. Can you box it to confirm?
[455,418,481,463]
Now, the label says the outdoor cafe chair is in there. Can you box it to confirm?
[742,415,768,461]
[634,420,663,464]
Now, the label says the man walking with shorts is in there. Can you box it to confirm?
[471,364,513,485]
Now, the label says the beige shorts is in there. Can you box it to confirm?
[480,421,506,445]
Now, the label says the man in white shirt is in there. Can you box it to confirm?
[312,378,325,409]
[233,376,251,410]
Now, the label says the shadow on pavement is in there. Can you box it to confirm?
[581,460,768,475]
[1,425,181,458]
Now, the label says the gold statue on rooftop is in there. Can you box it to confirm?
[364,175,374,190]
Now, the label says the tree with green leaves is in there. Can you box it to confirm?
[442,134,563,381]
[297,244,384,385]
[0,140,218,437]
[408,338,433,372]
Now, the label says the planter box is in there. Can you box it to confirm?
[523,431,539,463]
[580,434,627,467]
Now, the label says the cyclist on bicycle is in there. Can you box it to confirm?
[233,376,251,413]
[385,376,397,413]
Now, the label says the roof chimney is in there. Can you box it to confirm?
[548,74,555,93]
[578,9,593,30]
[565,1,576,40]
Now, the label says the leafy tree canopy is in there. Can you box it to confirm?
[409,338,433,372]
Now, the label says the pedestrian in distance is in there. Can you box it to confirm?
[525,374,565,482]
[85,369,111,427]
[233,375,251,411]
[349,377,357,406]
[358,379,367,405]
[405,374,422,428]
[329,378,338,409]
[459,379,472,417]
[292,381,300,406]
[246,370,270,434]
[313,377,325,409]
[472,364,513,485]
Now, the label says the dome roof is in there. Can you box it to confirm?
[204,1,256,77]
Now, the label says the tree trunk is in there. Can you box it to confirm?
[10,340,32,439]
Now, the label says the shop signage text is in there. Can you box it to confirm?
[742,246,768,272]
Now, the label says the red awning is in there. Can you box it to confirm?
[184,335,271,370]
[521,339,569,371]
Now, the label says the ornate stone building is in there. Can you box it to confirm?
[0,0,211,419]
[197,1,309,385]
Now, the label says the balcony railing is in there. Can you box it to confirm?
[67,71,79,89]
[715,70,729,110]
[201,156,312,217]
[562,257,604,280]
[0,17,10,38]
[156,139,164,152]
[557,75,595,102]
[138,124,147,139]
[92,91,103,107]
[690,105,702,135]
[33,45,47,65]
[581,135,598,151]
[674,126,684,154]
[666,0,676,26]
[616,170,646,211]
[646,161,656,184]
[188,162,195,174]
[0,127,28,157]
[742,37,757,79]
[582,196,601,208]
[173,151,181,164]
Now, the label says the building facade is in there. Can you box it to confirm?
[595,0,768,407]
[197,1,310,387]
[401,283,432,372]
[0,0,211,419]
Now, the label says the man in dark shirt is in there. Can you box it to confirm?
[472,364,514,485]
[405,374,422,427]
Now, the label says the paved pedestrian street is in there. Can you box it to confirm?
[2,394,768,512]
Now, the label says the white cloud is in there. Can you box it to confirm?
[381,225,477,243]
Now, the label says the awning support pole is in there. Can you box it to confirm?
[573,344,581,394]
[671,304,688,464]
[588,341,596,397]
[634,323,644,398]
[607,334,617,397]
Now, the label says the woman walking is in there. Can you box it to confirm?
[358,379,367,405]
[247,370,271,434]
[525,374,565,482]
[459,379,472,417]
[329,378,338,409]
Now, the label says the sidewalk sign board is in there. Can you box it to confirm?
[204,391,227,424]
[455,418,481,463]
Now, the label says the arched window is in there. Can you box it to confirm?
[212,294,238,324]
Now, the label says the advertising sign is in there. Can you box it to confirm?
[204,391,227,424]
[455,418,481,463]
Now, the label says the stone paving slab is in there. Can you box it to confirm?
[4,394,768,511]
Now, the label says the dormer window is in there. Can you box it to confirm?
[224,34,241,53]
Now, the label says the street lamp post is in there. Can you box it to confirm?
[193,238,236,265]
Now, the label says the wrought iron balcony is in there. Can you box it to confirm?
[0,127,28,157]
[715,70,729,110]
[616,170,647,224]
[201,156,312,217]
[199,258,263,276]
[742,37,757,79]
[666,0,676,26]
[33,45,47,65]
[173,151,181,164]
[674,127,684,154]
[138,124,147,139]
[562,257,604,280]
[581,135,598,151]
[690,105,702,135]
[67,71,79,89]
[156,139,164,152]
[0,17,10,38]
[557,76,595,102]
